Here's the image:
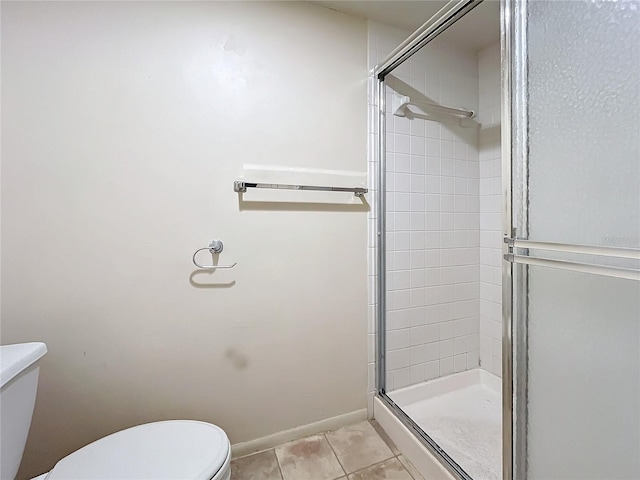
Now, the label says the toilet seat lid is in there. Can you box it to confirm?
[45,420,229,480]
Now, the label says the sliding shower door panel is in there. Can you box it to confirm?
[510,1,640,478]
[525,267,640,478]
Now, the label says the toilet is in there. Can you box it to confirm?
[0,343,231,480]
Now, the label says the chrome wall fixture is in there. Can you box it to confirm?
[233,181,367,197]
[392,94,475,118]
[504,238,640,281]
[506,238,640,259]
[192,240,237,269]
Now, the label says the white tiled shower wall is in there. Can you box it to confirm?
[367,24,503,404]
[384,44,482,390]
[368,21,487,394]
[478,42,503,377]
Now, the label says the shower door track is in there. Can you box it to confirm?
[377,391,473,479]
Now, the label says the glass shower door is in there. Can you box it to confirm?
[509,1,640,478]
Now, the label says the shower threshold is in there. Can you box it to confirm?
[388,368,501,480]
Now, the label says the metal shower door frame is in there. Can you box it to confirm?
[373,0,516,479]
[376,0,640,477]
[507,1,640,478]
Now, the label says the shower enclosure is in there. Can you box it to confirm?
[372,0,640,479]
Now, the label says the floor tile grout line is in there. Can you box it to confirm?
[348,456,414,479]
[232,421,421,480]
[368,419,400,457]
[325,423,398,478]
[395,454,419,480]
[323,432,348,479]
[272,447,286,480]
[366,419,398,463]
[398,453,415,478]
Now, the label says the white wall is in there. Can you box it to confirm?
[1,2,368,478]
[478,42,502,377]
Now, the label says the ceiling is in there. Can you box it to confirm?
[312,0,500,52]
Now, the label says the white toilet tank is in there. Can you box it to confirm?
[0,342,47,480]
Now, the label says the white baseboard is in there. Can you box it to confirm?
[373,397,455,480]
[231,409,368,459]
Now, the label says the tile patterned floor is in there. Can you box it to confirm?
[231,420,425,480]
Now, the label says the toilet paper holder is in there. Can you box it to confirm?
[192,240,237,269]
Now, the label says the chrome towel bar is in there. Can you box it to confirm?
[504,237,640,280]
[234,181,367,197]
[192,240,237,270]
[504,254,640,281]
[504,238,640,259]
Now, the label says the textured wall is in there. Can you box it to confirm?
[1,2,368,477]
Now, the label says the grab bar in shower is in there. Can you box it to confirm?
[233,181,367,197]
[192,240,237,270]
[392,94,475,118]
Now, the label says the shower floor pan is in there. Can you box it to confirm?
[388,368,501,480]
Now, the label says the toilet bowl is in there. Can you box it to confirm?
[33,420,231,480]
[0,343,231,480]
